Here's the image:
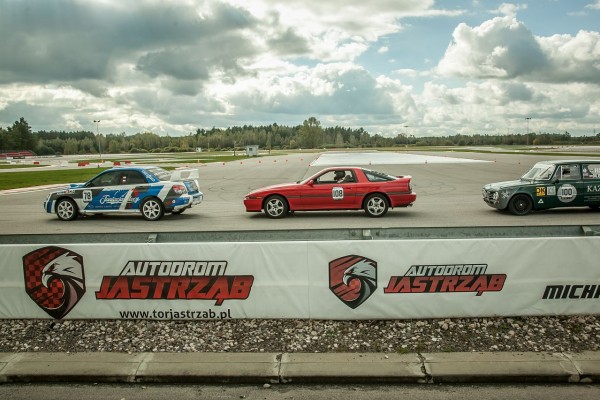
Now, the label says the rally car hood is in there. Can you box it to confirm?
[247,182,299,195]
[483,180,527,190]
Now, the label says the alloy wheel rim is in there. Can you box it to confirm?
[267,200,283,216]
[144,201,160,218]
[368,198,384,215]
[58,202,73,219]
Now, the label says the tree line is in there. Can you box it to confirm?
[1,116,599,156]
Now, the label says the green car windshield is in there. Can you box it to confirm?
[521,163,555,181]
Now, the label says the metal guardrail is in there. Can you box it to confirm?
[0,225,598,244]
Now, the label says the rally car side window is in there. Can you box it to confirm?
[88,171,119,187]
[120,171,147,185]
[314,170,355,184]
[559,164,581,181]
[583,164,600,179]
[314,171,337,184]
[364,169,394,182]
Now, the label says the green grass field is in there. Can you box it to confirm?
[0,168,109,190]
[0,154,255,190]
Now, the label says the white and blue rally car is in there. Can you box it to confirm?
[44,166,203,221]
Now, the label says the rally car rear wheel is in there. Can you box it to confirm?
[141,197,164,221]
[364,194,388,217]
[264,195,288,218]
[56,198,78,221]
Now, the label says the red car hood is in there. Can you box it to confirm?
[247,182,299,195]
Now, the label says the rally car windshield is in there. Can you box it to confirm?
[521,163,555,181]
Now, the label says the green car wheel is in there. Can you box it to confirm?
[508,194,533,216]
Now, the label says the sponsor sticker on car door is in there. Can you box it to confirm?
[583,163,600,205]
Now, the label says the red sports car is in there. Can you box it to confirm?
[243,167,416,218]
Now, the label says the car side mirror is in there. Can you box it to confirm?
[552,178,559,184]
[307,180,314,186]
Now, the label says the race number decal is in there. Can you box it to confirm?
[82,190,93,202]
[332,187,344,200]
[557,184,577,203]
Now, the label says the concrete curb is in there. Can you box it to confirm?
[1,351,599,384]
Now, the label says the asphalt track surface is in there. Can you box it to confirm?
[1,151,599,235]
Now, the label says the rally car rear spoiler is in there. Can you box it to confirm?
[170,168,200,181]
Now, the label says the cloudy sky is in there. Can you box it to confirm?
[1,0,599,138]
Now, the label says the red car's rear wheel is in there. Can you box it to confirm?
[364,194,388,217]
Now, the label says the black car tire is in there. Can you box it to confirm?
[264,195,288,219]
[141,197,164,221]
[364,194,388,217]
[508,194,533,216]
[55,198,78,221]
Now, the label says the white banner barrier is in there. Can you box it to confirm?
[1,237,599,320]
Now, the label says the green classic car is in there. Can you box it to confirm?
[482,160,600,215]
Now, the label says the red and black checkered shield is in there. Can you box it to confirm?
[23,246,86,319]
[329,255,377,309]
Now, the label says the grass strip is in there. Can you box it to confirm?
[0,168,109,190]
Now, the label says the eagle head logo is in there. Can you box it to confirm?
[23,246,86,319]
[329,255,377,309]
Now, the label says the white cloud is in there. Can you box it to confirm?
[0,0,598,138]
[537,30,600,84]
[436,15,600,84]
[416,78,599,136]
[437,16,545,79]
[222,63,396,116]
[492,3,527,17]
[585,1,600,10]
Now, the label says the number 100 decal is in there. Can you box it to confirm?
[557,184,577,203]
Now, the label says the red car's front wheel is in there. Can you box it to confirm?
[264,195,288,218]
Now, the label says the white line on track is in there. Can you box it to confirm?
[310,152,492,166]
[0,184,66,196]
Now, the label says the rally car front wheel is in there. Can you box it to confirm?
[55,198,78,221]
[141,197,164,221]
[264,195,288,218]
[508,194,532,216]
